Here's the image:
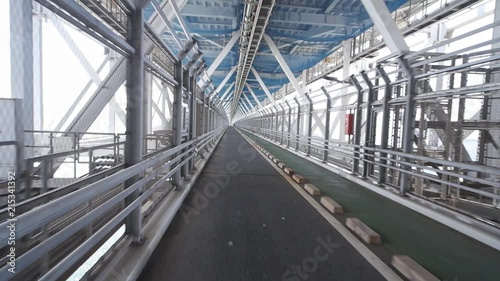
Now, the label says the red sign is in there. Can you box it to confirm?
[345,113,354,135]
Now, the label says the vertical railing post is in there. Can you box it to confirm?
[189,74,197,172]
[351,75,363,175]
[264,108,269,138]
[305,93,313,156]
[274,105,280,142]
[202,93,206,135]
[285,101,292,148]
[262,109,265,137]
[48,132,54,178]
[114,134,119,165]
[321,87,331,162]
[294,98,301,151]
[88,150,94,176]
[124,6,145,243]
[360,71,374,179]
[279,103,285,145]
[376,66,392,186]
[73,133,78,178]
[211,99,215,133]
[41,159,48,194]
[269,108,273,139]
[398,56,417,195]
[172,61,184,186]
[267,109,271,138]
[259,111,263,136]
[181,68,190,178]
[213,98,218,136]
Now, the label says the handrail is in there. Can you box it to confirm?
[0,127,226,280]
[27,141,126,163]
[246,127,500,203]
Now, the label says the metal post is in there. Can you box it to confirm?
[10,0,34,160]
[286,101,292,148]
[143,72,153,155]
[265,108,270,138]
[124,7,145,243]
[262,109,268,137]
[274,106,280,142]
[351,75,363,174]
[181,69,190,178]
[267,109,272,138]
[339,39,352,141]
[294,98,301,151]
[279,103,285,144]
[321,87,331,162]
[305,93,313,156]
[34,2,44,131]
[172,64,184,186]
[88,150,94,175]
[360,71,374,179]
[12,99,27,196]
[259,110,264,136]
[202,93,206,135]
[207,99,212,137]
[376,66,392,185]
[210,99,215,132]
[144,72,153,135]
[478,70,491,177]
[398,57,416,195]
[268,108,274,139]
[189,74,197,172]
[269,108,273,139]
[41,159,48,194]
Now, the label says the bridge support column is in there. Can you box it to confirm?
[10,0,33,178]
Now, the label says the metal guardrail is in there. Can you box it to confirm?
[0,127,225,280]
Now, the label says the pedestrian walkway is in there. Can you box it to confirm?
[139,127,393,281]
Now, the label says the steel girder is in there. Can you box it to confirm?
[230,0,276,118]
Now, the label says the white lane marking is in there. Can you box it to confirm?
[236,129,402,281]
